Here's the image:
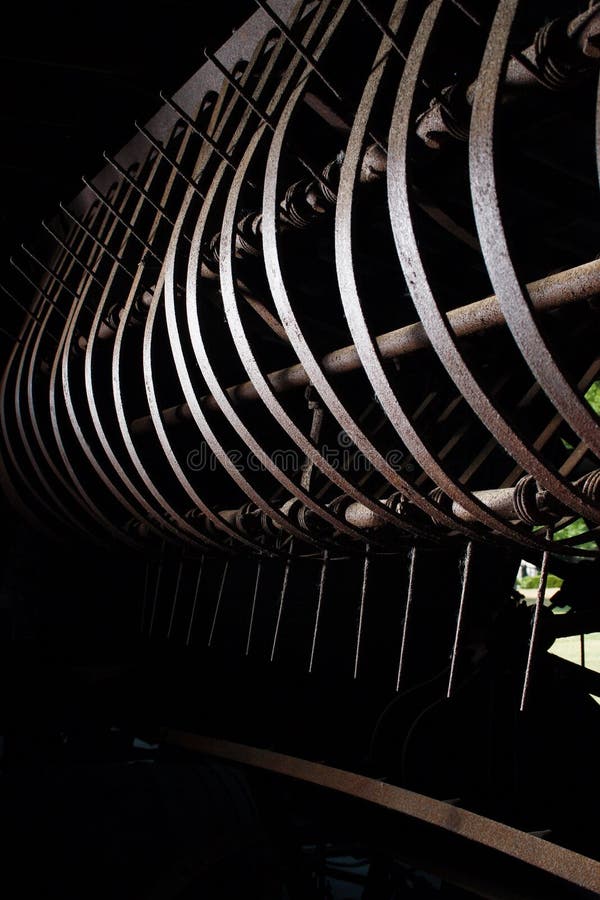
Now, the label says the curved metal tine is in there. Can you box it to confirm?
[102,153,181,231]
[208,559,230,647]
[159,91,236,170]
[0,281,57,340]
[9,257,69,322]
[135,122,207,199]
[149,542,166,637]
[58,203,141,286]
[396,545,417,692]
[353,546,370,680]
[447,541,474,698]
[19,244,97,317]
[308,549,329,673]
[81,177,162,264]
[520,536,552,711]
[246,556,263,656]
[41,221,105,287]
[167,554,185,639]
[186,555,205,646]
[271,540,294,662]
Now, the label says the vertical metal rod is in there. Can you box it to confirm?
[253,0,343,101]
[186,555,205,646]
[271,546,293,661]
[149,543,166,637]
[520,541,552,711]
[396,546,417,693]
[159,91,236,169]
[167,556,185,639]
[308,550,329,673]
[581,633,586,669]
[245,559,263,656]
[353,548,370,680]
[208,559,230,646]
[59,203,140,284]
[82,177,162,263]
[447,541,474,698]
[135,122,206,199]
[41,221,105,286]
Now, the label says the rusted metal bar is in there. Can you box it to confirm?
[131,258,600,435]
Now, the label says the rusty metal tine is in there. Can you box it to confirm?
[396,546,417,692]
[520,537,552,711]
[103,152,179,229]
[208,559,230,646]
[41,221,105,287]
[134,121,206,199]
[149,543,166,637]
[167,555,185,639]
[9,257,69,322]
[58,203,140,284]
[353,547,370,679]
[246,558,263,656]
[308,549,328,673]
[159,91,237,169]
[186,555,205,646]
[82,176,162,263]
[271,543,293,661]
[253,0,343,101]
[447,541,474,698]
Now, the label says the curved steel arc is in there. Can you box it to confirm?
[384,0,597,546]
[61,180,171,547]
[155,28,305,554]
[261,6,464,534]
[164,7,337,549]
[218,2,433,542]
[469,0,600,486]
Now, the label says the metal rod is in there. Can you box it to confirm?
[271,547,293,661]
[447,541,474,698]
[103,152,179,229]
[520,539,552,711]
[9,258,69,322]
[396,546,417,692]
[245,559,262,656]
[82,176,162,263]
[159,91,236,169]
[41,221,105,287]
[308,550,328,673]
[131,258,600,434]
[59,203,140,284]
[353,549,370,679]
[186,555,204,646]
[208,560,230,646]
[135,121,206,199]
[167,556,184,639]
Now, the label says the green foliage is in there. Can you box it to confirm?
[517,573,563,589]
[585,380,600,415]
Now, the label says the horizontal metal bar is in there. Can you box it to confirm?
[131,258,600,435]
